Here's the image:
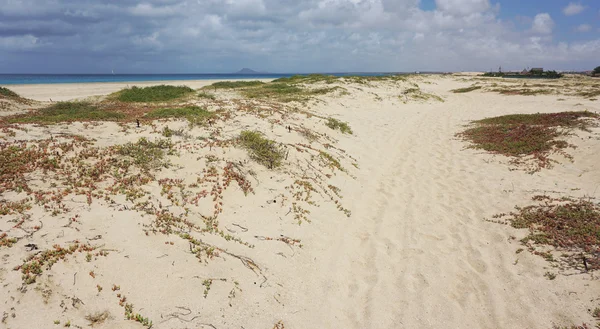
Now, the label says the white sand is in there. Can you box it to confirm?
[1,76,599,329]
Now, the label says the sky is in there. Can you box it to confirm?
[0,0,598,73]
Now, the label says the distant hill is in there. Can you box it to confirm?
[235,68,267,74]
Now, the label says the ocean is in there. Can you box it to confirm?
[0,73,400,85]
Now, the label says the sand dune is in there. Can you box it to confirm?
[1,75,599,328]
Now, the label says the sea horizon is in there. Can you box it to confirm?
[0,72,440,85]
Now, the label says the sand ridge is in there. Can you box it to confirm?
[1,75,599,328]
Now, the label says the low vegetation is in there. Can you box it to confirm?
[492,88,553,96]
[115,85,194,102]
[492,196,600,272]
[242,83,344,102]
[451,86,482,93]
[400,87,444,103]
[272,74,338,84]
[457,111,599,171]
[0,87,19,98]
[5,101,125,124]
[115,138,174,171]
[198,91,216,100]
[325,117,353,134]
[272,74,408,85]
[238,130,284,169]
[207,81,265,89]
[145,106,214,126]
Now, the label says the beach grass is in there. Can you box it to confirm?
[491,88,553,96]
[115,85,194,102]
[238,130,284,169]
[401,87,444,103]
[115,137,173,171]
[5,101,125,124]
[242,83,343,102]
[0,87,20,98]
[325,118,353,134]
[272,74,338,84]
[451,86,482,93]
[198,91,216,100]
[207,81,265,89]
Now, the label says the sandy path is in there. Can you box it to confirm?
[292,83,600,328]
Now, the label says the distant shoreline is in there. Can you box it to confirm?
[0,72,443,85]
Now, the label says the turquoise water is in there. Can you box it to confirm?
[0,73,399,85]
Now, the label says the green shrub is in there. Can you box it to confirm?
[0,87,19,98]
[198,92,216,100]
[325,118,353,134]
[115,138,174,171]
[207,81,265,89]
[115,85,194,102]
[238,131,284,169]
[7,102,124,124]
[451,86,482,93]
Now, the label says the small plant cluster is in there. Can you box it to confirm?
[492,196,600,271]
[325,118,353,134]
[272,73,408,85]
[241,83,345,103]
[0,87,20,98]
[114,137,174,171]
[6,102,125,124]
[116,294,152,327]
[400,86,444,103]
[0,232,18,248]
[491,88,553,96]
[451,86,482,93]
[208,80,265,89]
[15,243,97,284]
[238,131,284,169]
[457,111,599,172]
[115,85,194,102]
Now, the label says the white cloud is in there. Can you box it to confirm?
[435,0,490,16]
[576,24,592,32]
[0,0,599,72]
[531,13,554,34]
[563,2,585,16]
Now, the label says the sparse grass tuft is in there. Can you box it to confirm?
[492,88,553,96]
[238,131,284,169]
[85,311,109,327]
[208,81,265,89]
[326,118,353,134]
[458,111,599,171]
[6,102,125,124]
[198,91,216,100]
[0,87,20,98]
[401,87,444,103]
[272,74,338,84]
[451,86,482,93]
[493,196,600,271]
[115,138,174,171]
[115,85,194,102]
[578,90,600,99]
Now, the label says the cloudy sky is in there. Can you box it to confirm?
[0,0,599,73]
